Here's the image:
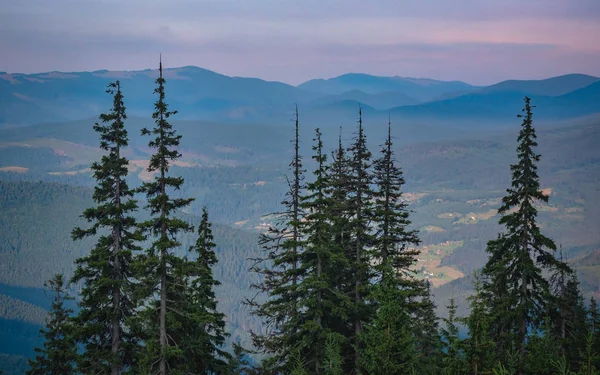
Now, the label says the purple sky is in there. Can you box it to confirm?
[1,0,599,85]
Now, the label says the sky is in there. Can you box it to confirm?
[1,0,599,85]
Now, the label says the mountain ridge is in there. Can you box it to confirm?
[2,67,599,127]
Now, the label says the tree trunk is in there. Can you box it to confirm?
[292,105,300,292]
[517,270,527,375]
[159,263,167,375]
[111,142,122,375]
[159,113,168,375]
[316,251,322,374]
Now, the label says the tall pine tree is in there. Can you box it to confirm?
[360,117,423,374]
[27,274,77,375]
[371,117,420,279]
[135,57,195,375]
[70,80,142,375]
[247,106,305,370]
[324,127,355,370]
[482,96,569,374]
[345,107,375,374]
[298,128,353,373]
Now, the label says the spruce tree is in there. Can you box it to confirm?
[525,315,561,374]
[412,281,443,375]
[70,80,142,374]
[228,342,251,375]
[323,334,345,375]
[441,297,465,375]
[578,306,599,375]
[180,207,231,373]
[298,128,352,373]
[372,117,420,278]
[296,128,329,372]
[482,97,569,374]
[345,107,375,373]
[550,258,587,371]
[360,117,424,374]
[247,106,305,369]
[461,273,495,375]
[360,259,417,375]
[27,274,77,375]
[324,127,355,369]
[135,57,195,375]
[590,298,600,371]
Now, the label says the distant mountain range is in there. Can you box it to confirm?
[1,67,599,127]
[297,73,475,101]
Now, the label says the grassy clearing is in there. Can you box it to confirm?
[413,240,465,287]
[454,209,497,225]
[26,138,103,166]
[48,168,90,176]
[420,225,446,233]
[437,212,461,219]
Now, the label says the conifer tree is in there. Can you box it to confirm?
[578,311,599,375]
[27,274,77,375]
[372,117,420,279]
[525,315,561,374]
[247,106,305,369]
[345,107,375,373]
[412,281,443,375]
[461,273,495,375]
[360,118,424,374]
[228,342,251,375]
[550,260,587,370]
[323,334,345,375]
[441,297,465,375]
[327,128,352,254]
[296,128,330,372]
[70,80,142,375]
[180,207,231,373]
[297,128,353,373]
[482,96,569,374]
[324,128,355,369]
[360,259,417,375]
[135,57,195,375]
[550,250,576,356]
[589,298,600,371]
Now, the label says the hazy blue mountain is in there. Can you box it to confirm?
[297,73,475,101]
[477,73,600,96]
[388,83,600,123]
[2,69,599,128]
[312,89,420,109]
[552,81,600,110]
[0,67,319,126]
